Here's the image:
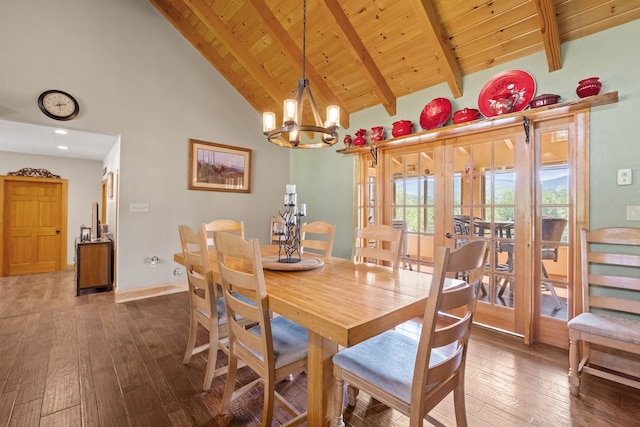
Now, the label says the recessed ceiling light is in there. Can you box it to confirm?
[57,145,69,150]
[54,129,68,135]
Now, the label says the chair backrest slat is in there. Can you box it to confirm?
[301,221,336,259]
[179,225,217,302]
[581,227,640,316]
[354,224,404,270]
[202,219,244,248]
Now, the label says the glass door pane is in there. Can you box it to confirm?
[535,119,574,348]
[388,150,436,272]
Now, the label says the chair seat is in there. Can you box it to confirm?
[568,312,640,345]
[333,330,455,404]
[248,316,308,368]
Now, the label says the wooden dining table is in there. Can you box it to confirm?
[174,245,461,427]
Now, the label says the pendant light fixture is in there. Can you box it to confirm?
[262,0,340,149]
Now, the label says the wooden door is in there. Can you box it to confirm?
[1,176,68,276]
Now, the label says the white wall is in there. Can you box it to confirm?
[293,19,640,258]
[0,0,290,291]
[0,152,103,263]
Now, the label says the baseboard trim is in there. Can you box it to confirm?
[114,281,188,303]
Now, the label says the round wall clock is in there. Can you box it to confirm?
[37,90,79,121]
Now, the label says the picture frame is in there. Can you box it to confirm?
[80,226,91,242]
[188,139,252,193]
[107,171,114,199]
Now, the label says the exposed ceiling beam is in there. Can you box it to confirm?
[245,0,350,128]
[182,0,290,111]
[410,0,463,98]
[149,0,264,111]
[533,0,562,71]
[317,0,397,117]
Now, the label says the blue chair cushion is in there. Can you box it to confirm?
[332,330,453,404]
[248,316,308,368]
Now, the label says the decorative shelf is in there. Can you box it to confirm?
[337,91,618,154]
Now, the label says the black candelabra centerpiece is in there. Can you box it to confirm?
[273,184,307,263]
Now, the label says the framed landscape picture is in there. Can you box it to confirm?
[188,139,252,193]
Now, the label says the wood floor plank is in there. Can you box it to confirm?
[39,405,81,427]
[8,398,41,427]
[123,385,172,427]
[75,305,100,426]
[0,390,18,427]
[92,367,129,427]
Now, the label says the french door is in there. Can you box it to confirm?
[365,112,587,347]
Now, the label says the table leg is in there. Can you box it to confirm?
[307,330,338,427]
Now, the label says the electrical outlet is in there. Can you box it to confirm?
[627,206,640,221]
[130,203,149,212]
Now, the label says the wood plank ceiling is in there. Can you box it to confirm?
[150,0,640,129]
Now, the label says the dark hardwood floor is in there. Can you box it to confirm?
[1,270,639,426]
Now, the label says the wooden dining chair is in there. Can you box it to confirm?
[178,224,230,391]
[332,239,488,427]
[213,231,308,427]
[300,221,336,259]
[202,218,244,248]
[354,224,404,270]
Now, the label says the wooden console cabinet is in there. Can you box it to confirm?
[75,238,113,296]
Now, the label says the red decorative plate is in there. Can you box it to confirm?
[477,70,536,117]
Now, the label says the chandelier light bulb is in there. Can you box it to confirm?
[326,105,340,127]
[283,99,298,125]
[263,112,276,133]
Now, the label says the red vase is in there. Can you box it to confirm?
[370,126,384,142]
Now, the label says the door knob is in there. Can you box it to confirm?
[56,229,61,233]
[445,232,453,239]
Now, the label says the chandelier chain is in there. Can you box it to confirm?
[302,0,307,80]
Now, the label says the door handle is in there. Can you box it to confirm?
[445,232,453,239]
[56,229,61,233]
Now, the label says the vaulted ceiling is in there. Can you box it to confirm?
[150,0,640,129]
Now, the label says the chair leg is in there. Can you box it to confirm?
[262,374,275,426]
[452,384,469,427]
[202,324,219,390]
[221,354,238,415]
[332,374,346,427]
[183,311,198,364]
[346,385,359,407]
[568,336,581,396]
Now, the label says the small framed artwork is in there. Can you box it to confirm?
[80,226,91,242]
[107,171,114,199]
[188,139,252,193]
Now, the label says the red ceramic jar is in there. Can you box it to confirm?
[392,120,413,138]
[576,77,602,98]
[452,108,480,124]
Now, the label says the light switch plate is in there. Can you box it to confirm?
[617,168,632,185]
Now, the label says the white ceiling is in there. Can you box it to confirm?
[0,119,118,161]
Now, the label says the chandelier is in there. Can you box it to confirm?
[262,0,340,149]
